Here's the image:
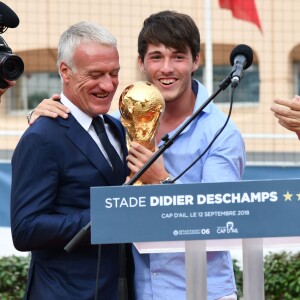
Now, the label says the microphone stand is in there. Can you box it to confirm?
[64,74,232,253]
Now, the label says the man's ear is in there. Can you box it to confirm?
[192,53,201,72]
[60,62,71,82]
[138,56,145,72]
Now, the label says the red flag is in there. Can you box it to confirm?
[219,0,262,32]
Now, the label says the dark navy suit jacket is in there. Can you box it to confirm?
[11,113,131,300]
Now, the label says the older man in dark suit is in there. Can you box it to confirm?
[10,21,132,300]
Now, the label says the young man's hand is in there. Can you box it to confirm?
[126,141,170,184]
[28,94,70,125]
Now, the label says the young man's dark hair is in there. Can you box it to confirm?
[138,10,200,62]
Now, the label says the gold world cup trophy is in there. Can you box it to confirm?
[119,81,165,185]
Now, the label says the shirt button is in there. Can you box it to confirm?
[152,272,157,277]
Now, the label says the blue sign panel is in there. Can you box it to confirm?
[90,179,300,244]
[0,163,12,227]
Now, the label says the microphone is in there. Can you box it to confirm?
[0,1,19,29]
[230,44,253,88]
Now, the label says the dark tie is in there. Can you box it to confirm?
[92,116,125,183]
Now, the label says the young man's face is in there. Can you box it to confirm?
[139,43,200,103]
[60,42,120,117]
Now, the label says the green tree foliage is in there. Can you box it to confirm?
[233,251,300,300]
[264,251,300,300]
[1,252,300,299]
[0,255,30,300]
[233,258,243,298]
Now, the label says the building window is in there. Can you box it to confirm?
[294,62,300,96]
[194,65,259,104]
[6,72,61,112]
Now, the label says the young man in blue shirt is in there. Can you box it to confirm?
[126,11,245,300]
[28,11,245,300]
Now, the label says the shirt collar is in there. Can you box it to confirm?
[158,80,211,144]
[60,93,97,131]
[192,79,211,114]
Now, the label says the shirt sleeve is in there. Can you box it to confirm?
[201,129,246,183]
[10,131,90,251]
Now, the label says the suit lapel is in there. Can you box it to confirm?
[58,115,122,186]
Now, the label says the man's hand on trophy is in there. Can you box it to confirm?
[126,141,169,184]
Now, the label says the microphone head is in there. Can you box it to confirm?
[230,44,253,70]
[0,1,19,28]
